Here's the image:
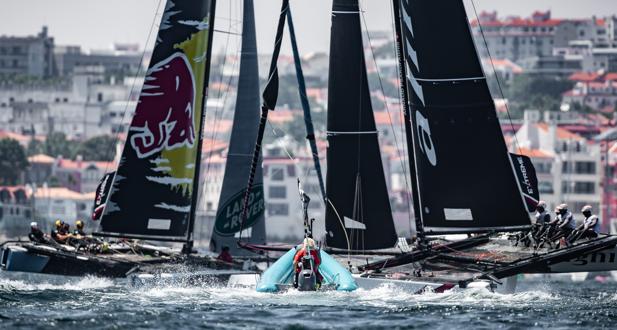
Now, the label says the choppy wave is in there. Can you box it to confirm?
[1,272,617,329]
[0,275,113,292]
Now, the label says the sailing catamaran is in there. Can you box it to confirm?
[1,0,248,279]
[236,0,617,293]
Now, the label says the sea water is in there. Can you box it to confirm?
[1,273,617,329]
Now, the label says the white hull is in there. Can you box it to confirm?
[546,246,617,273]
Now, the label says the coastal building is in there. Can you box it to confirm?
[515,110,603,224]
[471,11,616,63]
[0,26,55,78]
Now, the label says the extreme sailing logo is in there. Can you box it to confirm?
[214,185,265,236]
[515,156,534,194]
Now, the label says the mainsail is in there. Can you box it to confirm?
[98,0,216,241]
[324,0,397,250]
[398,0,531,234]
[210,0,266,254]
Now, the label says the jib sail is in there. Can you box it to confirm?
[324,0,397,250]
[210,0,266,255]
[398,0,531,234]
[98,0,216,240]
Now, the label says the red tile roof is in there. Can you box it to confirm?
[536,123,585,141]
[568,72,601,82]
[516,147,554,158]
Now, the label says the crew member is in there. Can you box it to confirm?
[28,222,46,243]
[528,201,550,243]
[538,205,561,242]
[51,220,71,244]
[73,220,86,236]
[568,205,601,243]
[217,246,233,263]
[551,203,576,246]
[293,237,322,287]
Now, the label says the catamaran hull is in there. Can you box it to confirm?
[0,244,136,278]
[530,246,617,273]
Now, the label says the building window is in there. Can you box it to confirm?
[538,181,553,194]
[267,203,289,216]
[97,93,103,102]
[287,165,296,177]
[269,186,286,199]
[562,181,595,194]
[575,161,595,174]
[271,167,284,181]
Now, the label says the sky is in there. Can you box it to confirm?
[0,0,616,56]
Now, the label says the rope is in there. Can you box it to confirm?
[470,0,521,154]
[360,2,414,236]
[101,0,163,175]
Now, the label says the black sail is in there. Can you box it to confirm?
[398,0,530,233]
[98,0,216,240]
[210,0,266,255]
[324,0,397,250]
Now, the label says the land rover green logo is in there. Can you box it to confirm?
[214,185,265,236]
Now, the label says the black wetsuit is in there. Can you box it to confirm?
[28,228,46,243]
[73,229,86,236]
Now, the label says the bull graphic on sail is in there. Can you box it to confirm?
[130,53,196,159]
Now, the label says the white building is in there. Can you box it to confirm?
[515,110,602,221]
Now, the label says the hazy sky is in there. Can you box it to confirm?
[0,0,616,56]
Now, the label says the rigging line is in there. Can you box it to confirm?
[470,0,521,154]
[101,0,163,176]
[361,2,414,228]
[200,0,239,206]
[326,197,352,265]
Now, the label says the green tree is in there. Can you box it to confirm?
[44,132,74,158]
[0,138,28,185]
[73,135,117,161]
[26,139,45,156]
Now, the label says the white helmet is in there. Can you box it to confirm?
[581,205,593,213]
[30,222,38,228]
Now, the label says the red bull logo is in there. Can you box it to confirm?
[130,52,196,158]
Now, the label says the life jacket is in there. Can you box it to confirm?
[535,211,550,224]
[584,214,600,233]
[293,248,321,271]
[557,212,575,229]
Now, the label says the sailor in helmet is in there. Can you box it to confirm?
[538,205,561,242]
[73,220,86,236]
[28,221,47,243]
[568,205,601,244]
[50,219,72,244]
[293,237,322,288]
[550,203,576,247]
[532,201,551,239]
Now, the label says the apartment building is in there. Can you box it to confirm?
[515,111,602,224]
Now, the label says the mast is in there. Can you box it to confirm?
[392,0,425,244]
[185,0,218,253]
[210,0,266,255]
[286,7,326,201]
